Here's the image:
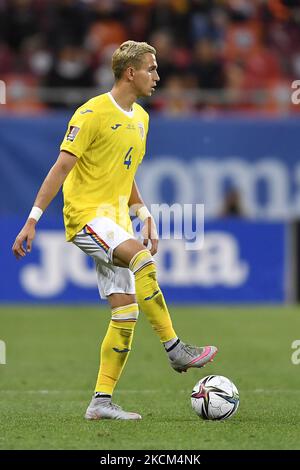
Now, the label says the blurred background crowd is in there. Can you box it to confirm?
[1,0,300,114]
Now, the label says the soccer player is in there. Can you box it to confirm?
[12,41,218,420]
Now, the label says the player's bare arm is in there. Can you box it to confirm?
[128,179,158,256]
[12,151,77,259]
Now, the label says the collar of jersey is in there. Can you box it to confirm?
[107,92,134,118]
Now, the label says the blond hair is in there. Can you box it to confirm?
[112,40,156,80]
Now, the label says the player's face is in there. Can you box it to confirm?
[133,53,160,97]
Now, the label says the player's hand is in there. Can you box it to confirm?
[142,217,158,255]
[12,219,36,260]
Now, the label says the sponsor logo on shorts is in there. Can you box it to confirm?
[106,231,115,240]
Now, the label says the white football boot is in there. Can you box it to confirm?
[169,343,218,373]
[85,397,142,420]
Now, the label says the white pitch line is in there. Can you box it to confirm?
[0,389,161,394]
[0,389,299,394]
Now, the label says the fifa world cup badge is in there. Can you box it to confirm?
[66,126,80,142]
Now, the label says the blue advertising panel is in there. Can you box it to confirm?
[2,217,287,303]
[0,114,300,220]
[0,114,293,303]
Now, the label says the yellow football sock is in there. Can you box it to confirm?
[130,250,177,343]
[95,303,138,395]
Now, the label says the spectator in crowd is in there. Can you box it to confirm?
[44,46,95,108]
[220,187,246,218]
[0,0,299,113]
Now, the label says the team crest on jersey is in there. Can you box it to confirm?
[66,126,80,142]
[138,122,145,139]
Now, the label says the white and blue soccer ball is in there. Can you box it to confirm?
[191,375,239,421]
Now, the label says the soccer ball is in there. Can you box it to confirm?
[191,375,239,421]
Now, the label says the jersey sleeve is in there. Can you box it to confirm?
[60,107,99,158]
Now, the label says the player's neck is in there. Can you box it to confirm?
[110,85,136,113]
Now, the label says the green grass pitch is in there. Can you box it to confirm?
[0,305,299,450]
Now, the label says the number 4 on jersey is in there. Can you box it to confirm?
[124,146,133,169]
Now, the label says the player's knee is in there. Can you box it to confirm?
[129,249,155,275]
[111,303,139,322]
[108,293,136,309]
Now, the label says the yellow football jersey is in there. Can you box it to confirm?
[60,92,149,241]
